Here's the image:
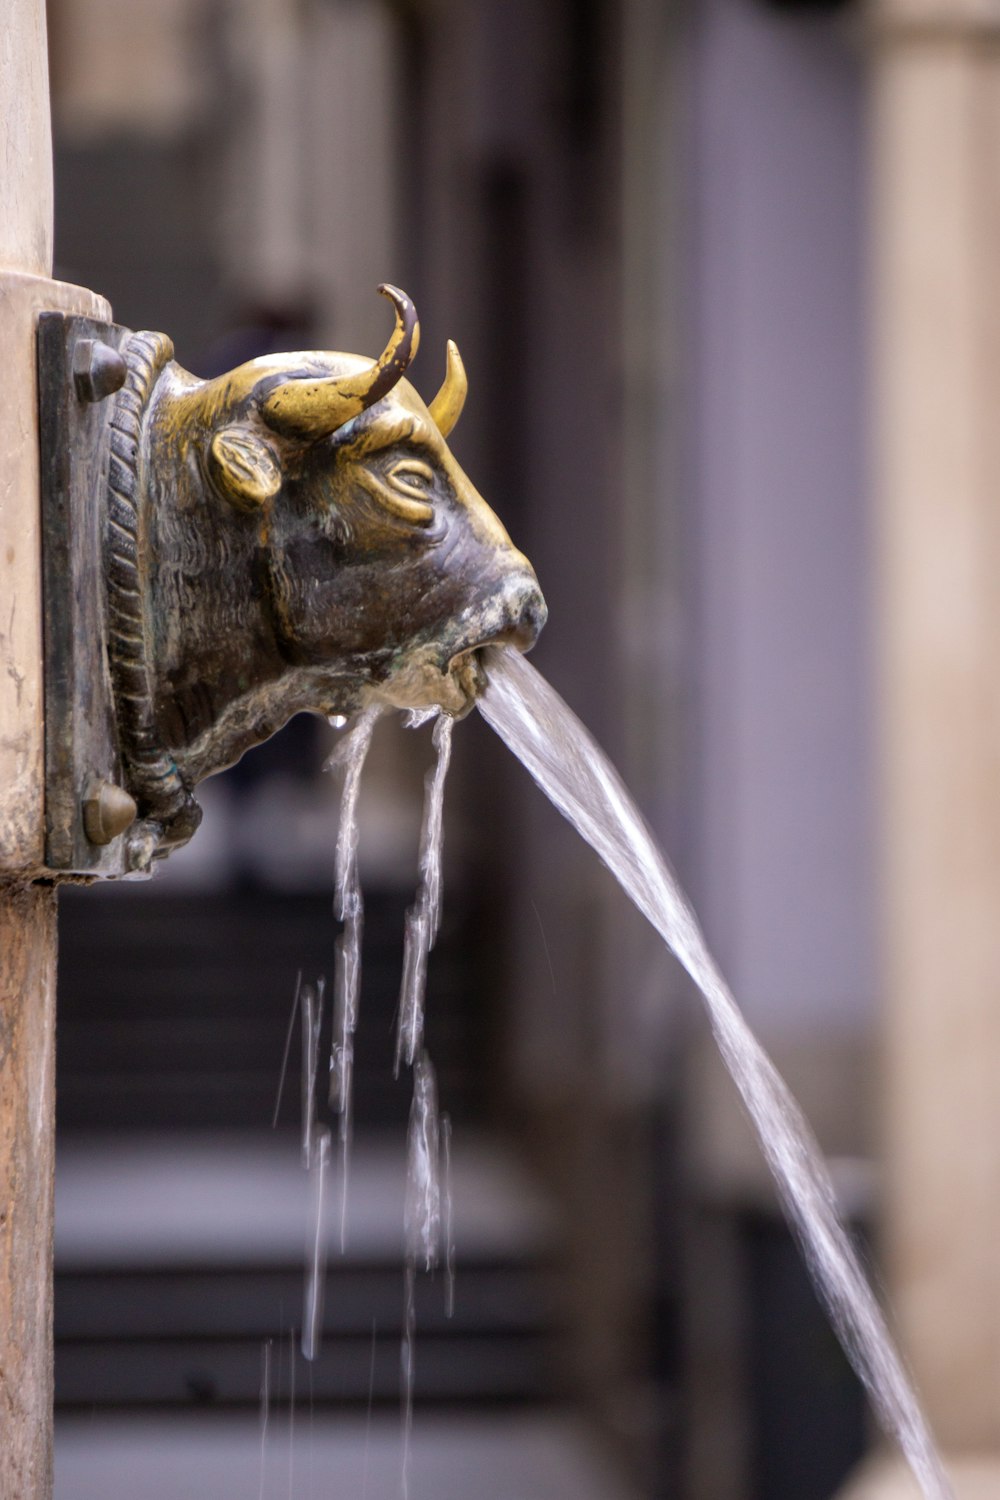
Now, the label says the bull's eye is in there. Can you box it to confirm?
[383,458,436,525]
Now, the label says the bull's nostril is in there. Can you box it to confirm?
[445,575,546,683]
[501,582,547,653]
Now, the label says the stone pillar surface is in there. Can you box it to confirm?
[0,3,110,1495]
[0,887,57,1498]
[848,0,1000,1491]
[0,0,53,278]
[0,270,112,877]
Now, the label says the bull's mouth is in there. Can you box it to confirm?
[376,599,545,718]
[447,643,497,709]
[372,570,546,718]
[373,639,496,718]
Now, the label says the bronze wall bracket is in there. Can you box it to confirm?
[37,289,545,879]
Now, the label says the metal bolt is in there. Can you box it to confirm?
[73,339,127,403]
[124,822,157,876]
[83,780,137,845]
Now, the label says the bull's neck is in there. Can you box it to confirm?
[138,379,362,784]
[107,354,365,825]
[144,485,289,780]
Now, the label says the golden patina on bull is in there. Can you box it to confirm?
[105,285,545,871]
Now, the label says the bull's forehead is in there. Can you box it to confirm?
[248,350,371,382]
[338,376,439,448]
[195,353,516,553]
[207,353,430,424]
[196,351,377,418]
[340,382,514,552]
[237,350,365,374]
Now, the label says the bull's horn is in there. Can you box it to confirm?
[261,284,419,439]
[428,339,467,437]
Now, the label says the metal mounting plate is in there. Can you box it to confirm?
[38,312,132,877]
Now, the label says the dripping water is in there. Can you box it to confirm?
[396,714,454,1073]
[272,972,302,1130]
[302,1126,331,1361]
[404,1051,442,1272]
[401,1052,444,1500]
[392,714,455,1500]
[441,1112,455,1319]
[478,643,953,1500]
[327,704,382,1244]
[285,971,330,1362]
[258,1337,272,1500]
[300,980,324,1170]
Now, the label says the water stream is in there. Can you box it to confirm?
[478,643,952,1500]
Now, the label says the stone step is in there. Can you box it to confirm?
[55,1132,563,1409]
[57,885,495,1130]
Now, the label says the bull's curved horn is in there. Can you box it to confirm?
[428,339,467,437]
[261,284,419,439]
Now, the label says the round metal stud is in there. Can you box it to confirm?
[73,339,127,403]
[82,780,137,845]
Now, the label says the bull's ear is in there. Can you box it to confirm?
[208,426,282,512]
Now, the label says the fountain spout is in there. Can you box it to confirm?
[38,285,545,876]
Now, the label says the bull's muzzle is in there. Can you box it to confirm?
[446,569,548,664]
[491,573,548,655]
[383,565,547,722]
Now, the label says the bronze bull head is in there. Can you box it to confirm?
[104,285,545,869]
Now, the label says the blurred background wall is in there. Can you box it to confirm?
[41,1,942,1498]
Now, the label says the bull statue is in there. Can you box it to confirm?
[103,284,546,870]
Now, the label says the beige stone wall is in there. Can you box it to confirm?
[0,7,112,1495]
[873,0,1000,1459]
[847,0,1000,1492]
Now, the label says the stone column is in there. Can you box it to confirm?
[844,1,1000,1494]
[0,3,109,1493]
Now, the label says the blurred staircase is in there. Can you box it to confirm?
[55,887,486,1133]
[55,1134,562,1409]
[54,886,565,1414]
